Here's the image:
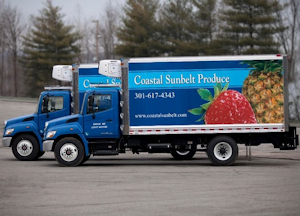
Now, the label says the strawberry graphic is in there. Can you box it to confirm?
[188,83,257,124]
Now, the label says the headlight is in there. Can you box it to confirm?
[5,128,14,135]
[3,120,7,127]
[46,131,56,139]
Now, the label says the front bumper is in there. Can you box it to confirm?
[43,140,54,151]
[2,137,12,147]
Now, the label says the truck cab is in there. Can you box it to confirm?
[83,89,120,139]
[42,60,122,165]
[2,89,72,160]
[43,88,120,166]
[2,65,73,161]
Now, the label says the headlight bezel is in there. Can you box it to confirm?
[5,128,14,136]
[46,131,57,139]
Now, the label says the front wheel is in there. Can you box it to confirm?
[36,151,45,159]
[81,154,91,165]
[171,145,196,160]
[54,137,84,167]
[12,134,39,161]
[207,136,238,166]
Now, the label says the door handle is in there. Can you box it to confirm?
[106,119,112,122]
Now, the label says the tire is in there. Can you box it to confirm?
[54,137,84,167]
[81,154,91,165]
[36,151,45,159]
[12,134,39,161]
[207,136,238,166]
[171,144,196,160]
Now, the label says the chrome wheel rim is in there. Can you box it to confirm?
[60,143,78,162]
[17,140,33,157]
[213,142,232,161]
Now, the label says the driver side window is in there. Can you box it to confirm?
[87,94,111,114]
[42,96,64,113]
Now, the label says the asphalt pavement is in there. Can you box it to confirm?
[0,98,300,216]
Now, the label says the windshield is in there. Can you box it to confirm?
[35,94,42,114]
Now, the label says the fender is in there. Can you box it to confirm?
[4,122,42,148]
[46,122,90,155]
[77,133,89,156]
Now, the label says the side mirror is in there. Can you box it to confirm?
[87,96,94,114]
[42,96,50,117]
[42,97,48,113]
[50,98,56,111]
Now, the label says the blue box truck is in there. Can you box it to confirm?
[42,55,298,166]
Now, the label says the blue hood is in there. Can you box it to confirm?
[45,114,82,130]
[5,114,37,128]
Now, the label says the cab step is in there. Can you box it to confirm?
[92,150,119,156]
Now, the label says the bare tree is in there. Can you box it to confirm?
[3,3,25,97]
[69,2,120,63]
[99,2,120,59]
[0,1,25,97]
[70,4,95,63]
[275,0,300,120]
[0,0,7,96]
[81,19,95,63]
[275,0,299,81]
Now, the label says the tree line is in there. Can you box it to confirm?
[0,0,300,119]
[118,0,283,57]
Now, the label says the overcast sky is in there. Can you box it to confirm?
[8,0,126,22]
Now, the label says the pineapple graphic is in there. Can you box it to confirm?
[242,60,283,123]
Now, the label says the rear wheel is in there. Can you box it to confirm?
[54,137,84,167]
[171,144,196,160]
[207,136,238,166]
[12,134,39,161]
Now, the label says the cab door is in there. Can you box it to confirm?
[83,92,119,138]
[38,93,69,135]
